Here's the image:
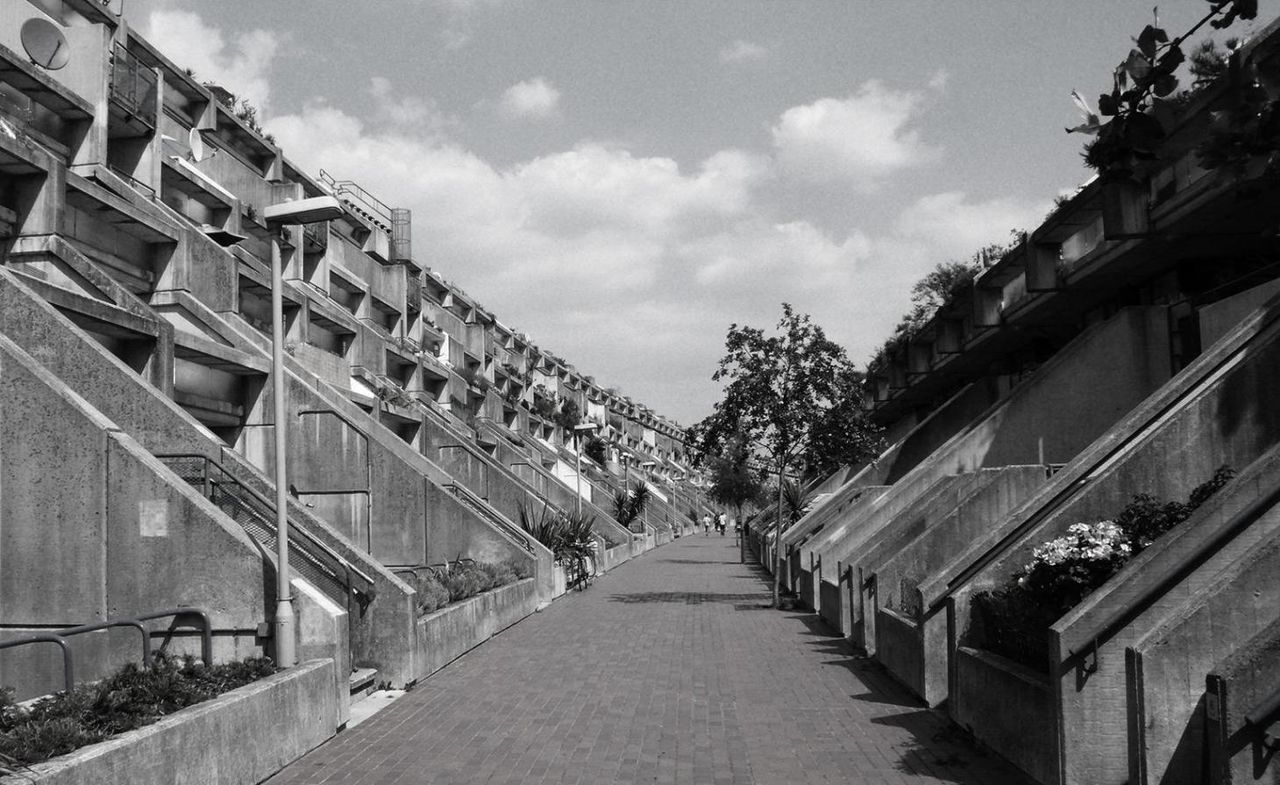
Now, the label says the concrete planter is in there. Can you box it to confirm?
[602,543,630,572]
[416,578,537,677]
[952,646,1056,785]
[552,563,568,597]
[14,659,338,785]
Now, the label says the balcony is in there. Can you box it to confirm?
[108,44,157,137]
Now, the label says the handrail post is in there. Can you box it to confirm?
[0,636,74,692]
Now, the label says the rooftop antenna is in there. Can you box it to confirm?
[20,18,70,71]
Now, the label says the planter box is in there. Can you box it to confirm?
[16,659,338,785]
[601,543,629,572]
[416,578,537,677]
[953,646,1057,785]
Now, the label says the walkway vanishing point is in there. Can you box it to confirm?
[267,536,1031,785]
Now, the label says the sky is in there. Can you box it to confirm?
[119,0,1274,426]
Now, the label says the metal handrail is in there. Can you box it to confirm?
[0,608,211,693]
[158,454,376,598]
[444,482,534,553]
[0,635,73,692]
[318,169,392,226]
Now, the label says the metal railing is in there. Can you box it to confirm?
[0,608,211,693]
[444,482,534,553]
[318,169,392,230]
[109,44,157,120]
[158,455,376,614]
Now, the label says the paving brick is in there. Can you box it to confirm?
[266,536,1031,784]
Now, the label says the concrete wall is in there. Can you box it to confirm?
[1205,615,1280,784]
[415,578,538,677]
[857,466,1047,655]
[933,297,1280,785]
[953,647,1056,785]
[801,474,980,638]
[0,270,414,689]
[0,333,274,698]
[222,309,551,604]
[20,659,339,785]
[1125,507,1280,785]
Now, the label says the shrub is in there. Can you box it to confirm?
[972,467,1234,670]
[412,571,452,615]
[518,503,598,589]
[411,558,532,616]
[0,654,275,768]
[612,481,650,532]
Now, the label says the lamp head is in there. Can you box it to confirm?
[264,196,344,226]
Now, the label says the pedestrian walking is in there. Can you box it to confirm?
[702,514,711,536]
[718,512,727,536]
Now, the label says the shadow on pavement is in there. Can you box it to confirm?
[607,591,767,605]
[870,711,1035,785]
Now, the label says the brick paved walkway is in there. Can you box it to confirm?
[268,535,1030,785]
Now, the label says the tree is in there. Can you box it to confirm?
[554,398,582,431]
[704,433,764,563]
[583,435,607,466]
[691,303,880,606]
[612,481,651,532]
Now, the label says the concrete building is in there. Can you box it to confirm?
[760,16,1280,785]
[0,0,700,727]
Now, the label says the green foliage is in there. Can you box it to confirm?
[692,303,881,605]
[583,435,607,466]
[411,558,534,616]
[1067,2,1257,173]
[866,237,1021,377]
[554,398,582,431]
[781,480,812,526]
[612,481,651,530]
[704,434,764,515]
[973,467,1234,670]
[530,386,557,419]
[518,504,599,588]
[0,654,276,768]
[692,303,880,479]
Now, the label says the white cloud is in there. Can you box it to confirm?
[719,39,770,64]
[894,191,1046,253]
[771,81,941,191]
[499,78,562,120]
[142,10,280,113]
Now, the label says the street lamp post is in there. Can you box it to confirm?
[262,196,345,668]
[572,422,600,516]
[640,461,655,533]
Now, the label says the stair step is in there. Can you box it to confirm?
[349,667,378,698]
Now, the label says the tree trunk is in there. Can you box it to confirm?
[737,502,745,564]
[772,461,785,608]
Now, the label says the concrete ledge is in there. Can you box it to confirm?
[953,646,1056,785]
[877,608,925,699]
[602,542,630,572]
[1206,615,1280,784]
[416,578,538,677]
[16,659,338,785]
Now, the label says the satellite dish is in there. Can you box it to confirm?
[188,127,207,162]
[21,18,70,71]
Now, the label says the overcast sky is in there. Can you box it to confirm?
[123,0,1272,426]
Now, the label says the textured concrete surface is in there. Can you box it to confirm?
[266,536,1031,785]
